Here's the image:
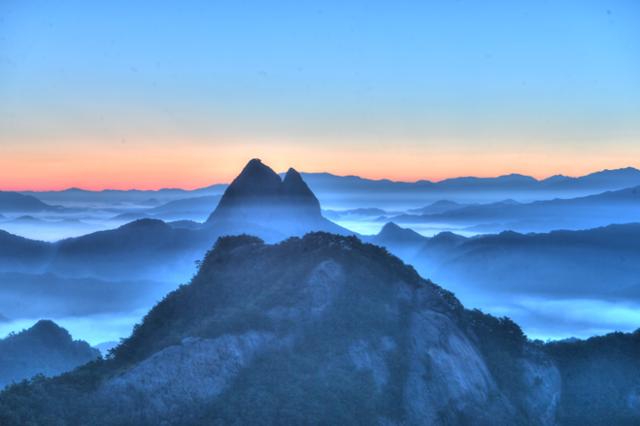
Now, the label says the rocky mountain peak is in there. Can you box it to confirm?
[207,160,322,223]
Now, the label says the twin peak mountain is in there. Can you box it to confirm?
[205,159,348,240]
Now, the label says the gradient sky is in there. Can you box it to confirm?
[1,0,639,190]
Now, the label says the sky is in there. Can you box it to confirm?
[1,0,639,190]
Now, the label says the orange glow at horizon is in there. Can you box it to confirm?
[1,141,638,191]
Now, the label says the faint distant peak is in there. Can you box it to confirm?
[380,221,403,233]
[29,319,72,341]
[377,221,425,243]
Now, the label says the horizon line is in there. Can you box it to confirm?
[3,165,639,193]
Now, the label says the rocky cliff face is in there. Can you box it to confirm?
[0,233,564,425]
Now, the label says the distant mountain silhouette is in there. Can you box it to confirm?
[2,232,637,424]
[371,222,640,301]
[22,185,226,207]
[374,221,425,244]
[17,166,640,212]
[389,185,640,233]
[298,167,640,208]
[407,200,467,215]
[147,195,221,221]
[0,230,53,272]
[541,167,640,191]
[322,207,393,221]
[8,215,45,224]
[208,159,319,220]
[366,222,427,260]
[206,159,350,238]
[301,167,640,194]
[0,320,99,389]
[0,191,60,213]
[0,160,352,284]
[110,196,224,222]
[50,219,213,281]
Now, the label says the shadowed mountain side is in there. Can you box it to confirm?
[389,185,640,233]
[1,233,638,425]
[0,320,99,389]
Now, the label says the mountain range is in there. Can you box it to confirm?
[15,166,640,211]
[389,185,640,233]
[0,233,637,425]
[0,192,62,214]
[0,160,355,321]
[298,167,640,208]
[371,222,640,301]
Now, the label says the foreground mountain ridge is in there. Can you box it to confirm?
[1,232,638,425]
[0,233,556,425]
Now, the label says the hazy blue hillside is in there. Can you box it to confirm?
[23,185,226,207]
[0,192,61,213]
[418,223,640,299]
[0,320,99,389]
[147,195,221,220]
[50,219,214,282]
[368,222,640,338]
[0,272,169,319]
[389,185,640,233]
[0,230,54,272]
[369,222,640,303]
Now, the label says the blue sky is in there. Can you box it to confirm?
[1,0,639,188]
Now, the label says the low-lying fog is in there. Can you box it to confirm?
[2,295,639,346]
[456,293,640,341]
[1,184,639,345]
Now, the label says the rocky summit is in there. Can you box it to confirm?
[207,159,321,222]
[206,159,349,239]
[0,232,605,426]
